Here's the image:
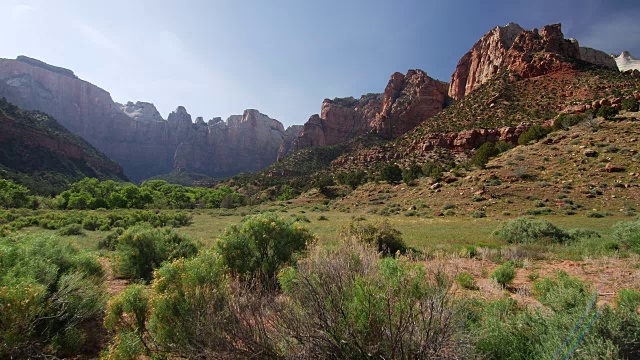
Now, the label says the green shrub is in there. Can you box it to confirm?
[277,240,469,358]
[379,163,403,184]
[471,210,487,218]
[518,125,552,145]
[114,226,199,281]
[402,162,423,185]
[456,272,477,290]
[493,217,570,244]
[340,218,407,255]
[336,170,367,189]
[611,219,640,253]
[622,97,639,112]
[422,161,445,179]
[57,223,83,236]
[553,113,586,130]
[597,105,619,120]
[471,141,511,169]
[215,213,314,283]
[0,234,104,357]
[0,179,33,209]
[491,261,516,286]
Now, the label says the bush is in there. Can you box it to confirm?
[518,125,552,145]
[491,261,516,286]
[422,161,445,179]
[0,234,104,357]
[597,105,619,120]
[553,113,586,131]
[471,142,505,169]
[215,213,314,284]
[402,162,423,185]
[493,217,570,245]
[57,223,83,236]
[0,179,33,209]
[105,252,278,359]
[340,218,407,255]
[336,170,367,190]
[114,226,199,281]
[456,272,477,290]
[379,163,403,184]
[611,219,640,253]
[471,210,487,218]
[622,97,639,112]
[277,240,470,358]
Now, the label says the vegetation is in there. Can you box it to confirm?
[518,125,553,145]
[494,217,571,244]
[0,179,33,209]
[379,163,403,184]
[471,141,513,168]
[597,105,619,120]
[340,217,407,255]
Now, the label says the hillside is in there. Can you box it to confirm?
[0,98,128,195]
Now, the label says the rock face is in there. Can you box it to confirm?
[448,22,525,101]
[277,125,303,161]
[287,70,449,156]
[118,101,164,123]
[579,47,617,69]
[372,69,449,139]
[613,51,640,72]
[0,56,287,181]
[290,93,382,152]
[449,23,618,100]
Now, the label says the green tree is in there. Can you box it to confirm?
[0,179,33,208]
[380,164,403,184]
[596,105,619,120]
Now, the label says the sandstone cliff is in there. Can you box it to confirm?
[449,23,619,100]
[613,51,640,72]
[0,56,288,182]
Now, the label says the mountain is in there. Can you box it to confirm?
[282,69,450,158]
[0,56,290,182]
[613,51,640,72]
[449,23,617,101]
[0,97,127,195]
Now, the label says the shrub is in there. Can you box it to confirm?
[379,163,403,184]
[340,218,407,255]
[0,179,33,209]
[57,223,84,236]
[422,161,445,179]
[493,217,570,244]
[622,97,639,112]
[491,261,516,286]
[105,252,278,359]
[471,210,486,218]
[114,226,199,281]
[215,213,314,284]
[518,125,552,145]
[553,113,586,130]
[402,162,423,185]
[0,234,104,358]
[277,240,470,358]
[456,272,477,290]
[597,105,619,120]
[471,142,500,168]
[611,219,640,253]
[336,170,367,190]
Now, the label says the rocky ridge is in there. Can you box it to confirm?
[0,56,288,181]
[449,23,620,101]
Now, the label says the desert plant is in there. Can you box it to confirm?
[456,272,477,290]
[597,105,619,120]
[491,261,516,286]
[215,213,314,284]
[380,163,403,184]
[518,125,552,145]
[622,97,639,112]
[340,218,407,255]
[493,217,570,245]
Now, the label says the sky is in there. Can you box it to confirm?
[1,0,639,127]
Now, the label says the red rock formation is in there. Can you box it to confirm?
[288,94,382,153]
[372,69,449,139]
[449,23,615,101]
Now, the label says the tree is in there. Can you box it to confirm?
[380,164,403,184]
[596,105,619,120]
[0,179,33,208]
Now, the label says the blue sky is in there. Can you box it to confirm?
[1,0,639,127]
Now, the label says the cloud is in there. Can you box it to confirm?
[10,4,36,21]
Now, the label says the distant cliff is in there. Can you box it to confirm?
[0,56,288,181]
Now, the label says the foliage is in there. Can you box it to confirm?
[336,170,368,190]
[113,226,199,281]
[340,218,407,255]
[379,163,403,184]
[456,272,477,290]
[491,261,516,286]
[105,252,278,359]
[493,217,571,245]
[276,184,297,201]
[402,162,423,185]
[553,113,587,131]
[57,223,83,236]
[0,179,33,209]
[597,105,619,120]
[277,239,470,359]
[622,97,639,112]
[422,161,445,179]
[518,125,553,145]
[611,219,640,254]
[471,141,513,169]
[215,213,314,284]
[0,234,104,358]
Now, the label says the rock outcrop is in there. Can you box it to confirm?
[372,69,449,139]
[613,51,640,72]
[288,93,382,153]
[449,23,619,100]
[277,125,303,161]
[0,56,287,181]
[118,101,164,123]
[579,47,617,69]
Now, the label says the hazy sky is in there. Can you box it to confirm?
[1,0,639,127]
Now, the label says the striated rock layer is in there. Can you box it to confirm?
[449,23,619,100]
[0,56,287,181]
